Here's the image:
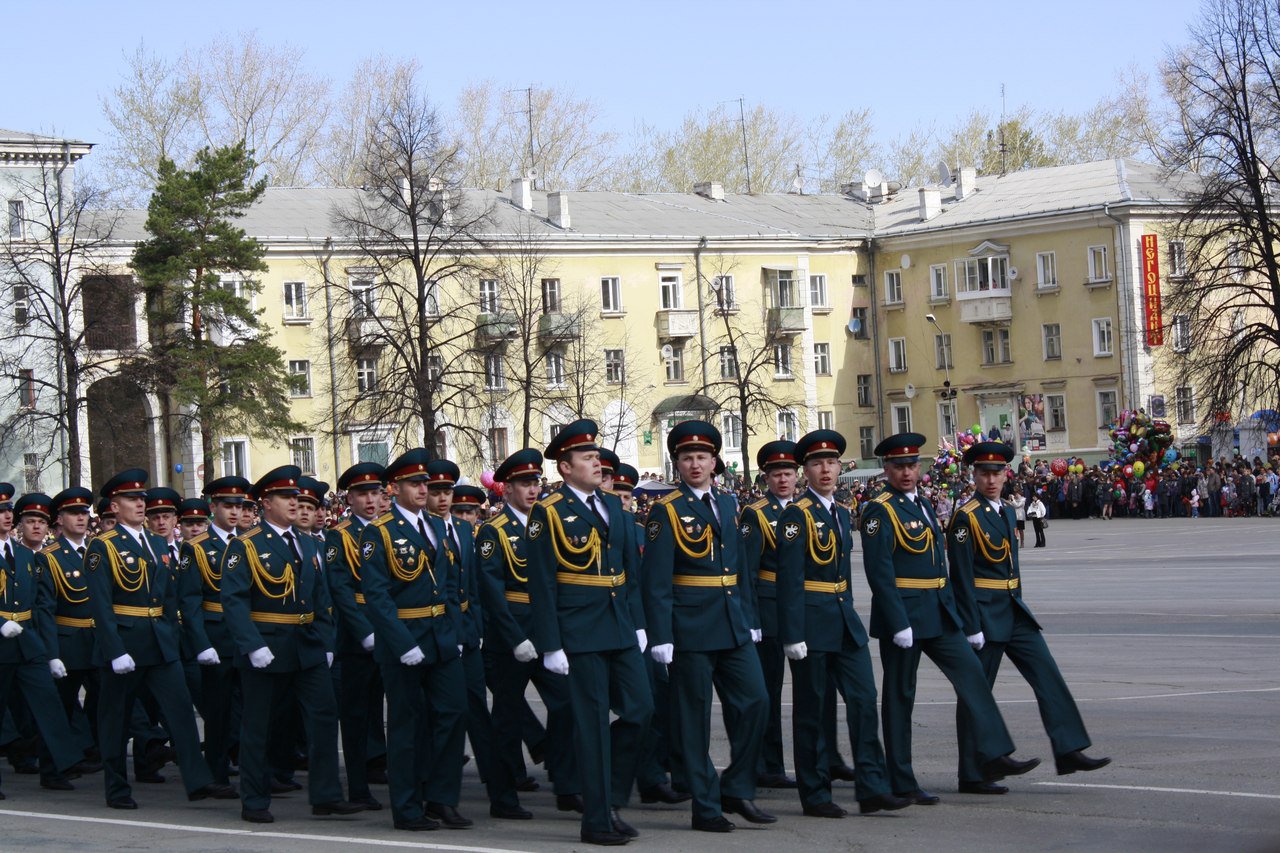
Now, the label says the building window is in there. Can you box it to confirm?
[221,440,248,478]
[430,429,448,461]
[664,344,685,382]
[1175,386,1196,424]
[283,281,308,320]
[856,374,873,407]
[773,343,792,378]
[884,270,903,305]
[290,437,316,475]
[660,273,682,309]
[721,412,743,450]
[351,278,376,318]
[818,410,834,431]
[1047,393,1067,431]
[541,278,561,313]
[1168,240,1187,276]
[955,256,1010,292]
[600,277,622,313]
[8,200,23,240]
[713,275,736,310]
[934,333,952,369]
[858,426,875,460]
[809,274,828,308]
[484,352,504,390]
[719,346,738,380]
[479,279,500,313]
[1097,389,1118,428]
[776,409,799,441]
[488,427,509,463]
[288,359,312,397]
[22,453,39,493]
[604,349,625,384]
[424,280,440,316]
[888,337,907,372]
[938,400,957,439]
[773,271,798,308]
[1043,323,1062,360]
[1036,251,1057,288]
[930,264,948,299]
[891,403,913,434]
[982,328,1011,364]
[1087,245,1110,282]
[545,350,566,389]
[17,369,36,409]
[1227,240,1244,280]
[356,357,377,393]
[851,306,869,339]
[813,343,831,375]
[1171,314,1191,352]
[13,284,29,327]
[427,354,443,383]
[1092,318,1113,356]
[357,435,390,466]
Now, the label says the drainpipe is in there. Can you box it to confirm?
[1103,203,1140,410]
[866,238,886,444]
[321,238,341,471]
[694,236,709,389]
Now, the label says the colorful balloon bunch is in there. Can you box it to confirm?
[1106,409,1178,474]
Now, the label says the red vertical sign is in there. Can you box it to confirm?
[1141,234,1163,346]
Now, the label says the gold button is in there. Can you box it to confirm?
[726,590,733,596]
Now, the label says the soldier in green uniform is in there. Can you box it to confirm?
[220,465,359,824]
[527,420,652,846]
[96,498,116,532]
[450,485,486,525]
[949,442,1110,794]
[776,430,908,818]
[642,421,772,833]
[178,476,250,786]
[324,462,388,811]
[860,435,1038,806]
[476,449,581,818]
[85,469,236,809]
[359,448,467,832]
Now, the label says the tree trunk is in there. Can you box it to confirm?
[738,394,753,483]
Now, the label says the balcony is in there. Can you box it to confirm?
[657,308,699,339]
[766,306,806,335]
[956,290,1012,325]
[538,312,581,342]
[475,311,518,345]
[345,315,383,343]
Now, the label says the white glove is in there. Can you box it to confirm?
[751,628,763,644]
[650,643,674,665]
[892,627,914,649]
[111,653,136,674]
[248,646,275,669]
[458,644,464,655]
[967,632,986,651]
[326,652,334,667]
[49,658,68,679]
[0,620,24,639]
[513,639,538,662]
[636,628,648,654]
[543,648,570,675]
[361,633,375,652]
[783,642,808,661]
[400,645,425,666]
[478,637,484,650]
[196,647,220,665]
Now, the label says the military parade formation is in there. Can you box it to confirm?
[0,421,1112,846]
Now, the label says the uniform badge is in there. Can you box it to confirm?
[528,520,543,540]
[680,516,694,523]
[124,554,134,564]
[180,556,190,570]
[563,516,578,523]
[479,540,495,559]
[740,522,751,537]
[226,554,241,570]
[955,527,969,543]
[646,520,661,541]
[325,546,337,563]
[361,541,376,561]
[783,522,800,541]
[864,518,880,536]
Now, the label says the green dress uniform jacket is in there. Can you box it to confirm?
[442,517,483,649]
[42,537,95,669]
[325,517,376,657]
[741,496,783,637]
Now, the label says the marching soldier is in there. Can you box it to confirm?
[177,476,250,786]
[96,498,116,533]
[776,430,908,817]
[642,421,772,833]
[949,441,1110,794]
[527,420,652,846]
[16,493,52,550]
[476,449,581,819]
[178,499,210,542]
[84,469,236,809]
[359,448,467,832]
[145,488,182,568]
[860,434,1038,806]
[324,462,388,811]
[175,498,211,710]
[297,478,330,540]
[450,485,486,526]
[220,465,359,824]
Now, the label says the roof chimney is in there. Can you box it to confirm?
[547,192,571,229]
[919,187,942,221]
[693,181,724,201]
[510,177,533,211]
[955,167,977,201]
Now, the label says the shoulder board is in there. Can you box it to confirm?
[656,490,682,505]
[372,512,395,527]
[747,498,768,511]
[539,492,563,507]
[600,486,618,496]
[333,518,351,531]
[97,529,119,541]
[487,515,509,529]
[794,497,813,509]
[872,492,892,505]
[187,532,209,545]
[41,543,60,555]
[237,526,262,541]
[959,499,981,514]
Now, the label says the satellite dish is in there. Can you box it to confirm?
[1008,266,1019,281]
[900,254,912,270]
[864,168,885,188]
[937,161,953,185]
[847,318,863,335]
[904,384,917,399]
[660,344,674,359]
[709,277,722,292]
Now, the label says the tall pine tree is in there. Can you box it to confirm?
[130,142,300,477]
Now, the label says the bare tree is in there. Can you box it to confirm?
[312,56,420,188]
[806,108,880,192]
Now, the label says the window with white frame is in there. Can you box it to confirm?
[424,280,440,316]
[660,273,682,309]
[1227,240,1243,280]
[479,279,500,313]
[13,284,29,327]
[937,400,957,439]
[851,306,869,338]
[809,274,829,308]
[930,264,948,299]
[664,344,685,381]
[1168,240,1187,276]
[818,410,834,431]
[891,403,913,434]
[981,328,1011,364]
[356,357,378,393]
[814,342,831,375]
[22,453,38,493]
[884,270,903,304]
[488,427,509,463]
[351,278,376,317]
[484,352,504,390]
[1036,251,1057,288]
[1047,393,1066,430]
[934,333,952,369]
[719,346,738,379]
[221,440,248,478]
[17,369,35,409]
[604,349,625,384]
[546,350,566,388]
[1175,386,1196,424]
[713,275,736,310]
[773,271,798,308]
[776,409,799,442]
[859,426,875,460]
[283,281,308,320]
[888,337,907,372]
[600,277,622,312]
[856,374,873,407]
[357,435,390,466]
[1097,389,1118,428]
[1087,245,1110,282]
[290,437,316,475]
[288,359,312,397]
[721,412,743,450]
[541,278,561,313]
[1092,317,1113,356]
[427,354,443,383]
[1043,323,1062,360]
[1171,314,1191,352]
[955,255,1010,293]
[8,200,24,240]
[773,343,792,378]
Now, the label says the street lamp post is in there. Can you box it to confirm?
[926,313,957,435]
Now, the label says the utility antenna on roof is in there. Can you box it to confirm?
[998,83,1009,176]
[731,97,752,193]
[790,163,804,194]
[508,86,538,190]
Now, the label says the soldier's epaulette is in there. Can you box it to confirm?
[600,486,618,496]
[372,512,395,527]
[237,526,262,541]
[187,532,209,545]
[959,499,981,514]
[487,515,509,529]
[872,492,893,505]
[538,492,564,508]
[97,529,119,541]
[794,497,813,510]
[332,518,351,531]
[40,543,59,555]
[747,498,769,511]
[656,490,681,505]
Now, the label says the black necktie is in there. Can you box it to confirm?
[283,531,303,564]
[76,546,86,559]
[3,542,12,565]
[447,522,460,553]
[701,492,718,525]
[587,494,609,531]
[417,517,430,546]
[914,495,933,529]
[169,544,179,564]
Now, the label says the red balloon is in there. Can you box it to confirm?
[1123,465,1134,477]
[1050,458,1068,477]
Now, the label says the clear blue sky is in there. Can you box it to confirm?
[9,0,1204,154]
